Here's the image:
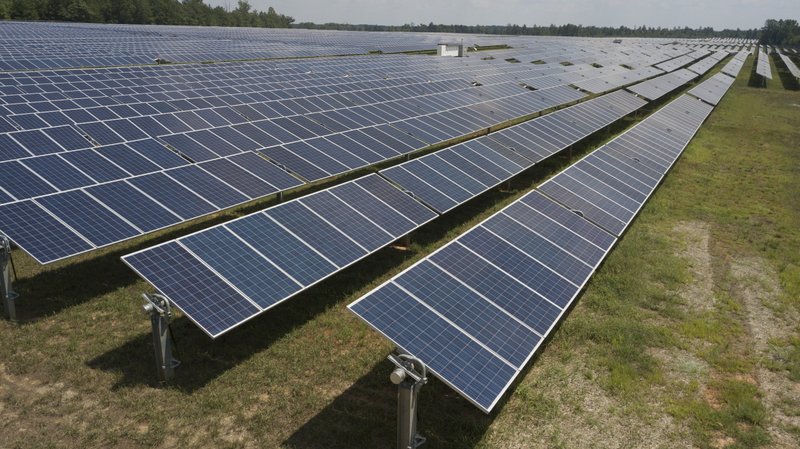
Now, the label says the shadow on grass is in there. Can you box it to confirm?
[771,54,800,91]
[283,357,494,449]
[282,296,579,449]
[86,242,415,392]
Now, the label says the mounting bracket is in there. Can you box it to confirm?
[142,293,180,383]
[0,235,19,321]
[389,352,428,449]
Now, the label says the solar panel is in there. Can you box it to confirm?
[123,173,436,337]
[688,73,735,105]
[348,93,718,414]
[349,190,616,412]
[539,95,713,237]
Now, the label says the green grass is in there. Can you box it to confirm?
[1,56,799,448]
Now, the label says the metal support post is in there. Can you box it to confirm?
[142,293,180,383]
[1,236,19,321]
[389,353,427,449]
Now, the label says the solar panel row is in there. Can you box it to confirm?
[688,73,736,105]
[538,95,714,236]
[626,68,697,101]
[685,50,729,76]
[122,86,644,338]
[721,51,749,78]
[382,90,646,213]
[348,94,715,413]
[1,51,600,264]
[756,49,773,80]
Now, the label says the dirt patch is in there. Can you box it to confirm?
[672,221,715,312]
[730,256,800,448]
[485,355,691,449]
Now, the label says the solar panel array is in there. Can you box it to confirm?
[721,51,749,77]
[572,66,664,94]
[349,94,715,413]
[381,90,646,213]
[778,52,800,80]
[0,52,608,264]
[756,48,773,80]
[122,86,644,338]
[0,22,697,72]
[2,33,708,265]
[686,50,729,76]
[688,73,736,105]
[626,68,697,101]
[655,50,710,72]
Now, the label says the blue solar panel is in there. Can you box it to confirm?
[305,138,368,170]
[421,155,488,193]
[300,191,393,252]
[106,119,148,141]
[87,181,181,232]
[181,226,302,310]
[160,133,217,163]
[324,134,383,164]
[152,114,191,134]
[199,158,277,199]
[436,148,500,187]
[0,161,57,199]
[128,173,217,220]
[124,242,260,338]
[12,129,64,155]
[126,138,188,169]
[266,201,367,268]
[482,213,592,285]
[227,152,302,191]
[327,181,417,237]
[79,122,124,145]
[260,146,329,182]
[458,226,577,308]
[502,201,605,265]
[165,165,248,209]
[538,178,627,236]
[0,201,92,264]
[380,165,459,213]
[282,141,350,176]
[225,212,336,286]
[354,174,437,225]
[233,123,281,148]
[37,190,140,246]
[349,282,515,412]
[60,149,130,183]
[41,126,92,151]
[0,135,31,161]
[394,261,541,368]
[185,130,240,157]
[22,155,95,190]
[96,143,161,176]
[429,242,561,335]
[210,127,260,152]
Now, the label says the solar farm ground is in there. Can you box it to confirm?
[0,54,798,449]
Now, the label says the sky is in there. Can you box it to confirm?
[205,0,798,30]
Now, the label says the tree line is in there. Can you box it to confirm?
[760,19,800,46]
[293,22,762,40]
[0,0,294,28]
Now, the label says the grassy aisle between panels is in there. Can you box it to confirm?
[482,57,800,449]
[0,55,798,449]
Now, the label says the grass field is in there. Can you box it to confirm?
[1,55,798,449]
